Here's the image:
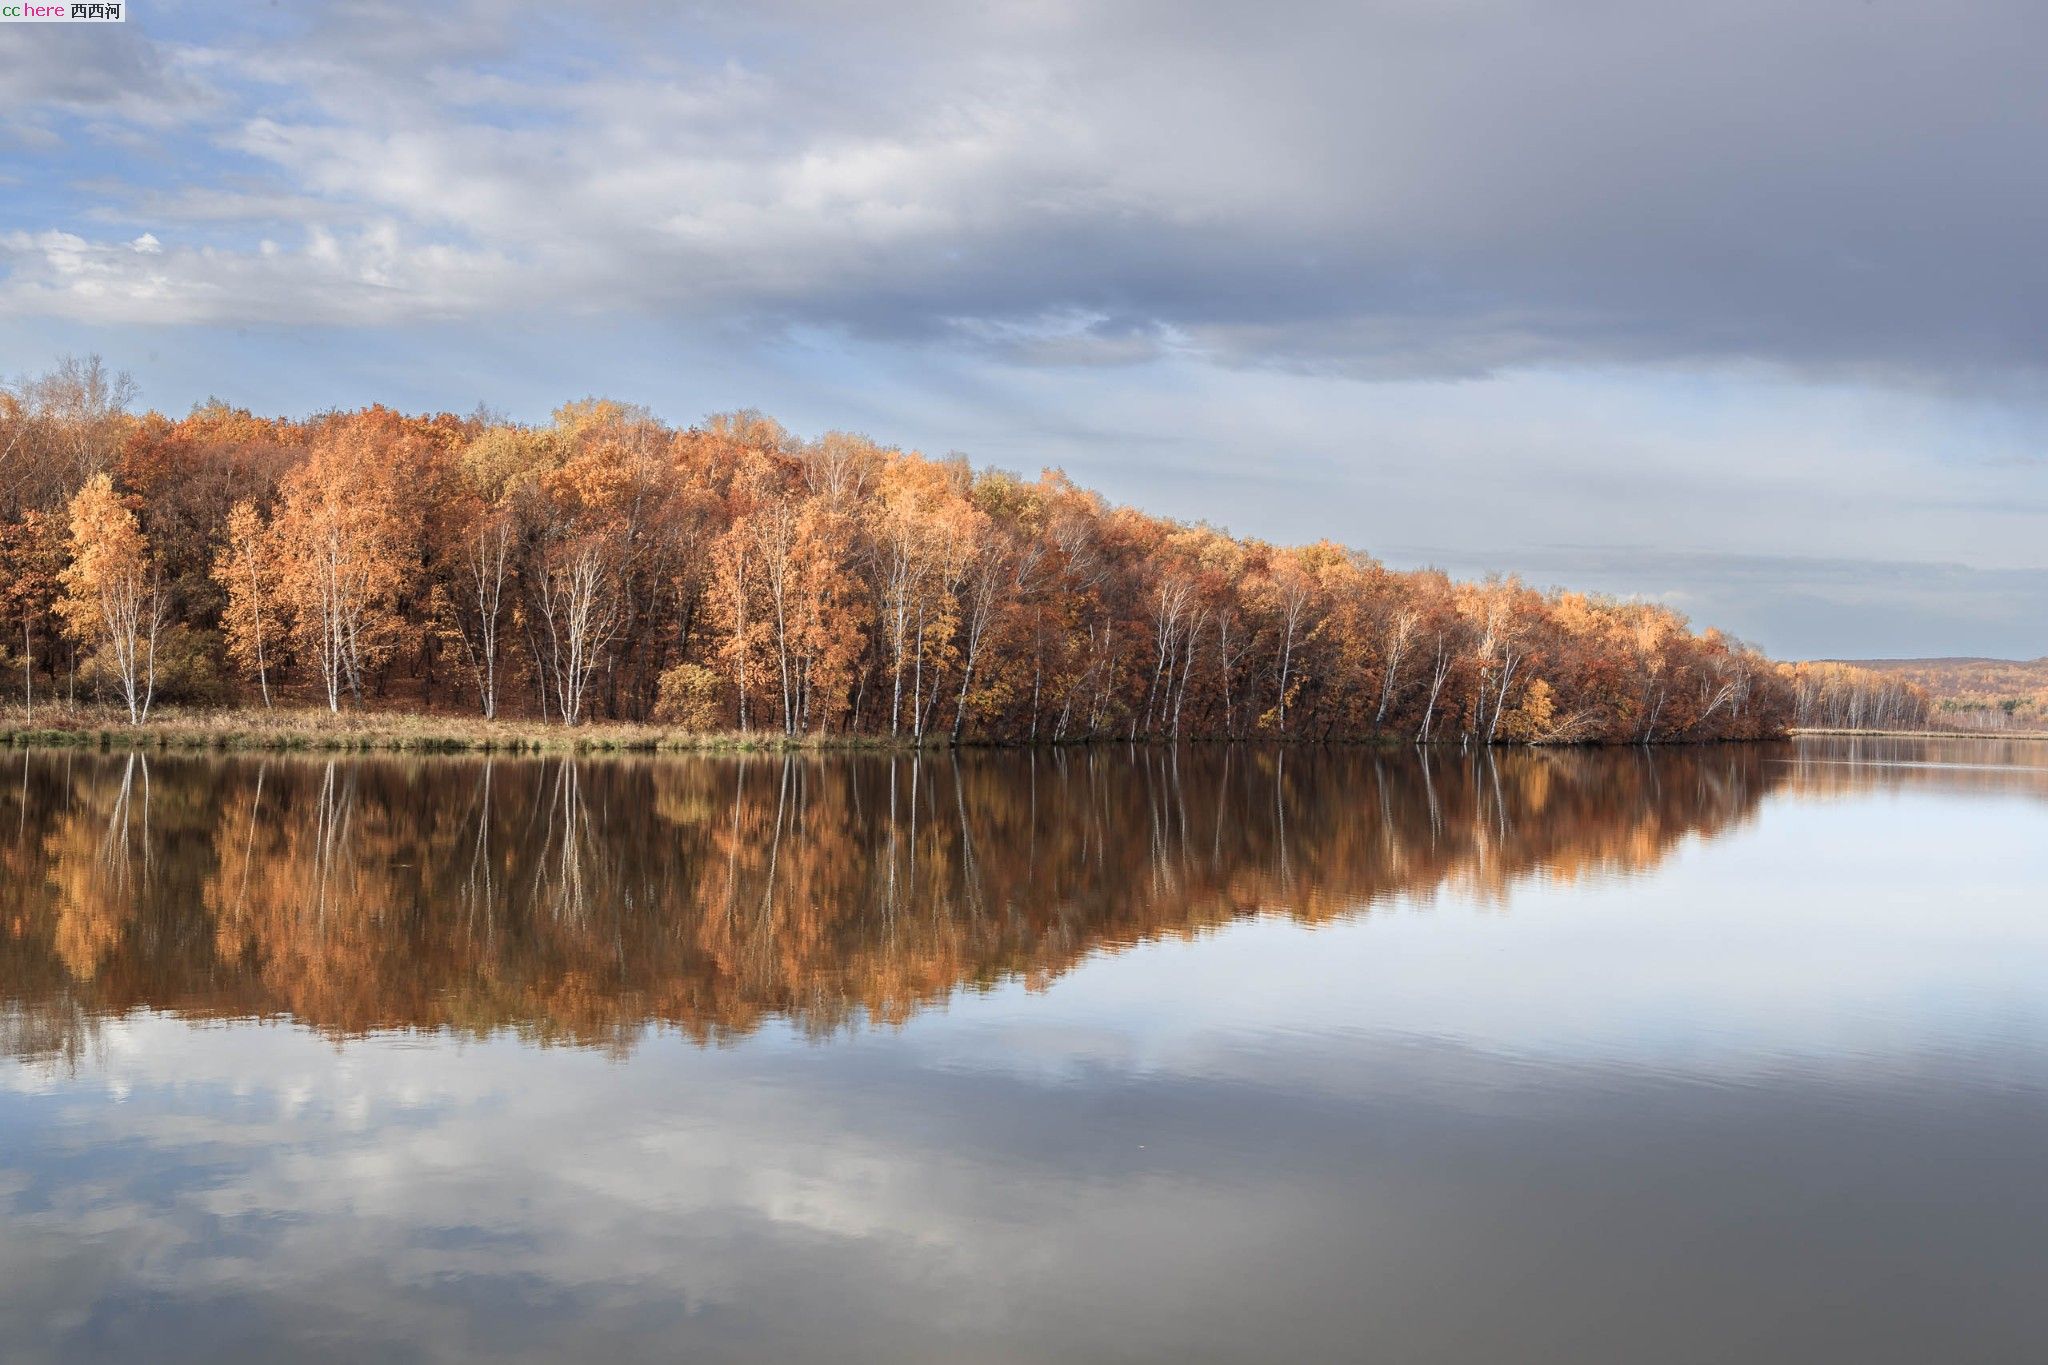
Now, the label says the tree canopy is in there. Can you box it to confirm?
[0,356,1929,742]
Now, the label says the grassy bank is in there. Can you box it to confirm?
[1788,726,2048,741]
[0,704,899,754]
[17,707,2010,755]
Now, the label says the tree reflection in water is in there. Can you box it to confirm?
[2,738,1993,1065]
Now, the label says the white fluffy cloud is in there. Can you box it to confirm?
[0,224,514,324]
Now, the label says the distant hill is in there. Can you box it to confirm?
[1830,657,2048,729]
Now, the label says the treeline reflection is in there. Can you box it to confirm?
[2,744,1814,1061]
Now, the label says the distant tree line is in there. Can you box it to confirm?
[1820,657,2045,732]
[0,356,1922,742]
[1783,661,1932,732]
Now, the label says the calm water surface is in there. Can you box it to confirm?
[2,738,2045,1363]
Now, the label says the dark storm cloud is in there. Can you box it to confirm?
[0,18,185,111]
[635,0,2048,385]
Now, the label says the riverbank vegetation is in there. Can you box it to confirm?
[1781,660,1932,732]
[0,702,842,753]
[1822,656,2048,732]
[0,355,1931,745]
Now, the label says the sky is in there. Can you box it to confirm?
[1,0,2044,659]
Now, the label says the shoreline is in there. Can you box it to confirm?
[2,708,2029,755]
[1785,726,2048,741]
[0,707,859,754]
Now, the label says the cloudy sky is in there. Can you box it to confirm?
[2,0,2044,658]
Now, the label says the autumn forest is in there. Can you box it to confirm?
[1,357,1922,744]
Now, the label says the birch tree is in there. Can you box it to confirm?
[273,428,408,712]
[215,500,279,708]
[534,532,623,726]
[58,474,164,724]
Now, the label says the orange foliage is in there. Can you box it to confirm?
[4,376,1810,741]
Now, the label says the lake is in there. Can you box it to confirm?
[2,737,2045,1363]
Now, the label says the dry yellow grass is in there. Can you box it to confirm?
[0,703,897,754]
